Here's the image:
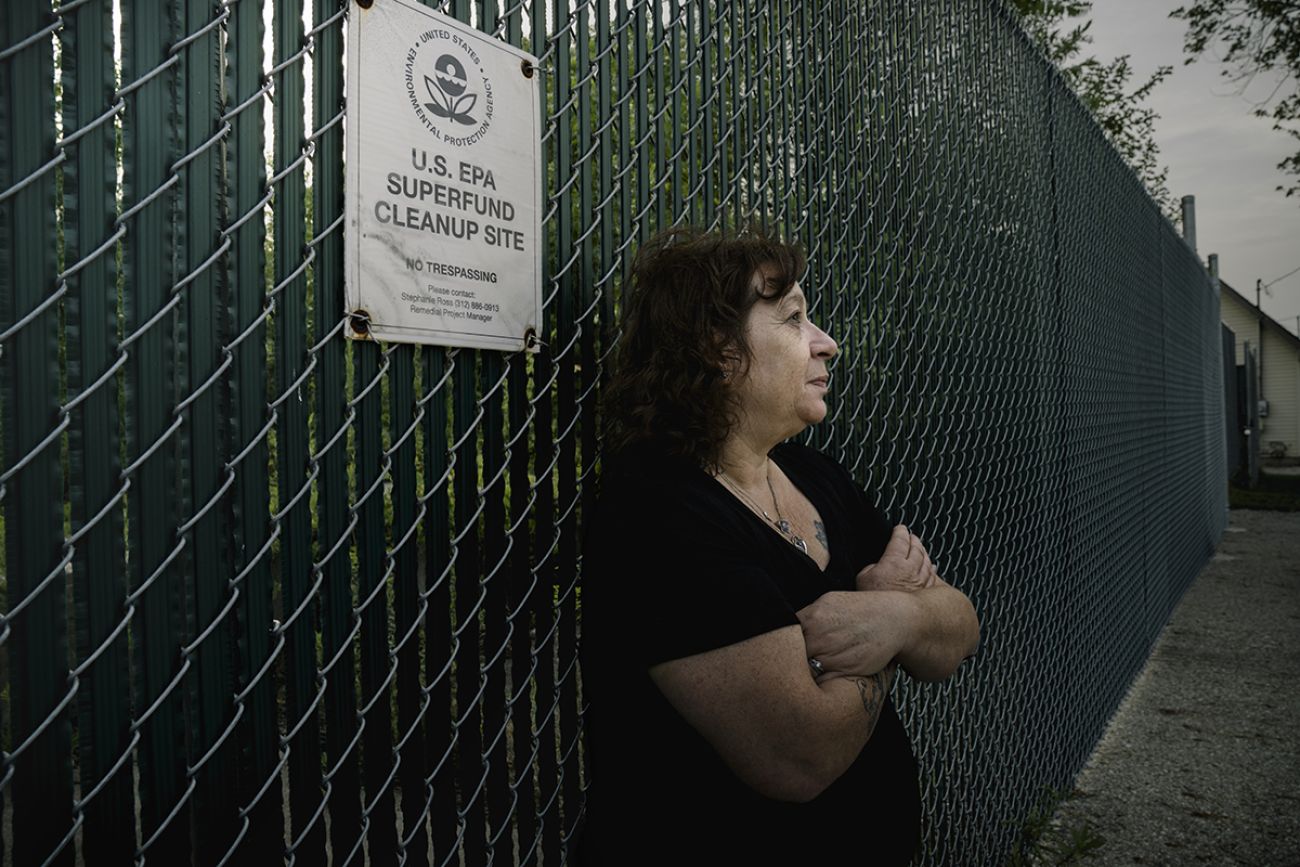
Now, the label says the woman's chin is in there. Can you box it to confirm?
[800,401,829,426]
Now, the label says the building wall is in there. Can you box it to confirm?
[1220,288,1300,457]
[1221,290,1258,365]
[1259,335,1300,456]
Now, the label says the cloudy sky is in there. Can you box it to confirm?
[1086,0,1300,335]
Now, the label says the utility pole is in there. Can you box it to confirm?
[1255,278,1267,419]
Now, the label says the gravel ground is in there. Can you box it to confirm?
[1049,508,1300,866]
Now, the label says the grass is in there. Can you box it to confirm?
[1229,469,1300,511]
[1006,787,1105,867]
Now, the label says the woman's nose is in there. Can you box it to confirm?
[813,324,837,359]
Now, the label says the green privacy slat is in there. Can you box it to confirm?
[547,0,577,857]
[451,347,486,867]
[434,0,486,860]
[618,2,637,279]
[753,1,769,227]
[528,358,558,867]
[271,0,324,860]
[642,0,655,233]
[720,3,734,226]
[574,16,599,814]
[529,1,566,864]
[476,0,513,857]
[479,351,510,861]
[312,0,362,861]
[477,18,513,846]
[528,350,557,865]
[0,3,73,865]
[508,6,551,861]
[599,0,617,385]
[554,5,583,854]
[421,346,456,864]
[60,0,133,862]
[119,0,188,861]
[567,2,600,853]
[353,337,396,865]
[772,1,791,233]
[389,343,426,867]
[405,1,454,847]
[505,355,536,864]
[177,0,238,855]
[697,1,711,227]
[225,0,281,855]
[668,0,682,221]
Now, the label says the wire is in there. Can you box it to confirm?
[1262,262,1300,289]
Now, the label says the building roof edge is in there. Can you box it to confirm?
[1220,279,1300,353]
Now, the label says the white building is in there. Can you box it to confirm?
[1220,279,1300,459]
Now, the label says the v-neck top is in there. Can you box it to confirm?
[719,446,849,575]
[576,441,921,866]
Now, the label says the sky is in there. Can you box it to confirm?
[1086,0,1300,335]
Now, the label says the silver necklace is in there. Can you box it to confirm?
[718,465,809,555]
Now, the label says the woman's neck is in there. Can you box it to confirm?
[714,434,776,488]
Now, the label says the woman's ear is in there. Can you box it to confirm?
[718,348,742,383]
[714,331,738,383]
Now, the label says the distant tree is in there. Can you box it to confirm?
[1012,0,1178,220]
[1015,0,1097,74]
[1173,0,1300,200]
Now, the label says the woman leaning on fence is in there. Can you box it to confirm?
[574,225,981,866]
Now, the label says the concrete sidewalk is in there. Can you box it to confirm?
[1049,508,1300,866]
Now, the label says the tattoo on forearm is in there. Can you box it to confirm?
[850,669,891,733]
[814,519,828,548]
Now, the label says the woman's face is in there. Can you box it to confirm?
[731,278,838,443]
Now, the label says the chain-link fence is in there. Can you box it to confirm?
[0,0,1225,864]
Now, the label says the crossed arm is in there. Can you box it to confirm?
[800,524,980,683]
[648,524,979,803]
[649,624,898,803]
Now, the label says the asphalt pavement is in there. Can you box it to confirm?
[1047,507,1300,866]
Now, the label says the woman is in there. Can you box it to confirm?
[576,226,979,866]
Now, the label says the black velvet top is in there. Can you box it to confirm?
[576,442,921,867]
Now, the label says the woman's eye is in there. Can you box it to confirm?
[787,311,803,323]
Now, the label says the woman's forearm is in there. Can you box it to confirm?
[798,591,914,679]
[799,586,979,683]
[784,663,897,801]
[893,584,980,681]
[650,624,900,804]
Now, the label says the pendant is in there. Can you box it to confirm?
[777,519,809,554]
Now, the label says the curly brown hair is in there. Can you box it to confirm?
[602,224,807,471]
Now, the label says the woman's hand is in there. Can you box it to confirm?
[855,524,938,593]
[796,591,915,683]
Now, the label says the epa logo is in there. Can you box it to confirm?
[404,29,495,147]
[425,55,476,124]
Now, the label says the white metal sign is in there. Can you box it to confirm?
[345,0,542,351]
